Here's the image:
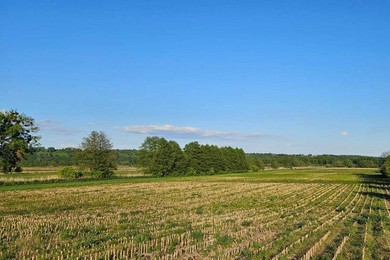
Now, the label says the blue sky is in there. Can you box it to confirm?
[1,1,389,155]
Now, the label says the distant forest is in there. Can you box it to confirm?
[22,147,381,169]
[22,148,138,167]
[246,153,380,169]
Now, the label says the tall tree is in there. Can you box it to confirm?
[77,131,116,178]
[184,141,203,174]
[168,140,188,175]
[0,110,39,173]
[138,137,187,176]
[137,136,163,169]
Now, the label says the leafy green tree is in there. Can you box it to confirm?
[0,110,39,173]
[221,147,239,172]
[184,142,203,174]
[77,131,116,178]
[202,145,225,173]
[236,148,249,172]
[153,139,187,176]
[137,136,162,169]
[139,137,187,176]
[168,140,188,175]
[380,155,390,177]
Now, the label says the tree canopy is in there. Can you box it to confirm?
[22,147,137,167]
[138,137,187,176]
[76,131,116,178]
[0,110,39,173]
[138,137,248,176]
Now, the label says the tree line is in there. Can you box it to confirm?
[22,147,138,167]
[21,147,382,170]
[138,136,248,176]
[246,153,381,170]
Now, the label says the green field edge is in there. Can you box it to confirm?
[0,168,388,192]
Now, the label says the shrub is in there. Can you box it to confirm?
[59,167,83,179]
[83,170,113,179]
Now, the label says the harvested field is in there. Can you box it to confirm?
[0,168,389,259]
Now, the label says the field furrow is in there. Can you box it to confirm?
[0,168,388,259]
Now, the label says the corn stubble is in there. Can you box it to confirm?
[0,170,389,259]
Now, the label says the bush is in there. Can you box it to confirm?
[59,167,114,179]
[84,170,113,179]
[59,167,83,179]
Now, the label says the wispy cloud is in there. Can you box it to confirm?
[122,124,272,140]
[59,143,78,148]
[37,120,81,136]
[340,131,348,137]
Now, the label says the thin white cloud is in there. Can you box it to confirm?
[124,124,223,136]
[59,143,78,148]
[37,120,81,136]
[340,131,348,137]
[122,124,272,140]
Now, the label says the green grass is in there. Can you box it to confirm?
[0,167,386,192]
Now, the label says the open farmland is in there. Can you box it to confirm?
[0,169,389,259]
[0,166,144,185]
